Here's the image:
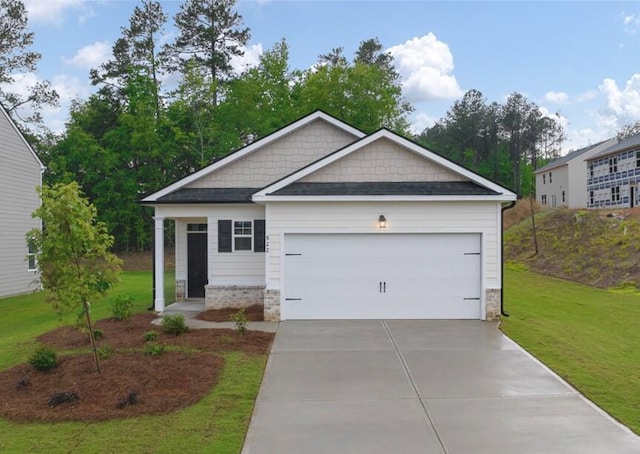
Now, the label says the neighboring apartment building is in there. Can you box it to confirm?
[0,105,44,298]
[535,138,616,209]
[586,133,640,209]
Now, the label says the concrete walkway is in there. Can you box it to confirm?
[151,302,279,332]
[242,320,640,454]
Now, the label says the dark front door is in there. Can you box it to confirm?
[187,231,208,298]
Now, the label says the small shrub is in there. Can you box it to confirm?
[143,343,166,356]
[98,344,115,359]
[16,376,31,389]
[111,294,134,321]
[161,314,189,336]
[92,328,104,340]
[116,391,138,409]
[230,309,248,335]
[48,392,79,408]
[29,347,57,372]
[143,330,158,342]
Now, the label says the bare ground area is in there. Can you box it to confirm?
[505,206,640,288]
[0,312,273,423]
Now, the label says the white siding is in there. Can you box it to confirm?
[265,201,501,295]
[157,204,266,287]
[536,166,569,209]
[186,120,358,188]
[301,137,465,183]
[0,110,42,298]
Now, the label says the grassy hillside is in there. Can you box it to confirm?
[504,205,640,289]
[501,267,640,434]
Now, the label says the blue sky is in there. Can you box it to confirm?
[18,0,640,152]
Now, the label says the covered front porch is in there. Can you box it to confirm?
[151,204,267,314]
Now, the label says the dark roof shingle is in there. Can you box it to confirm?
[271,181,499,196]
[155,187,260,204]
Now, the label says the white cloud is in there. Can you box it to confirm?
[623,13,640,33]
[23,0,87,25]
[576,90,598,103]
[543,90,569,104]
[597,74,640,131]
[409,111,438,135]
[63,41,112,70]
[388,33,463,103]
[230,43,264,75]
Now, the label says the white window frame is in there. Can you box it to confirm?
[233,220,253,252]
[27,240,37,271]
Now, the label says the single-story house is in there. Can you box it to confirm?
[141,111,516,321]
[0,104,44,298]
[586,133,640,209]
[535,138,616,209]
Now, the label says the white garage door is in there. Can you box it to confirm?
[282,233,481,320]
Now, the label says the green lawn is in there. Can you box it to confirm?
[0,271,268,454]
[501,266,640,434]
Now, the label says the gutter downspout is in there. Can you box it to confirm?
[501,200,517,317]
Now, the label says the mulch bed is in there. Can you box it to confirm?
[196,304,264,322]
[0,313,273,423]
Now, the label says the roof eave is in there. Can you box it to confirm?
[252,194,517,203]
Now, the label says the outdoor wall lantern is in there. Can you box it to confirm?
[378,215,387,229]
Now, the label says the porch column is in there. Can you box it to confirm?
[154,216,165,312]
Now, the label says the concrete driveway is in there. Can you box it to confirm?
[242,320,640,454]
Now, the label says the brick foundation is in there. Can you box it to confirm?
[485,288,501,321]
[176,280,186,302]
[263,289,281,321]
[205,285,265,310]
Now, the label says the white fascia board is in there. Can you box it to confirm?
[141,111,365,202]
[253,129,517,199]
[253,194,517,203]
[0,105,45,171]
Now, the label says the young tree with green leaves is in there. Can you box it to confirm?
[28,182,122,374]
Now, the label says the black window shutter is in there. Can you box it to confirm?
[254,220,266,252]
[218,220,232,253]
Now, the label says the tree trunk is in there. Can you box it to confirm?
[529,197,539,257]
[84,301,101,375]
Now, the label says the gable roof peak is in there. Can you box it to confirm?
[141,110,365,203]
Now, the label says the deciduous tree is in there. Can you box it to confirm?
[28,182,122,374]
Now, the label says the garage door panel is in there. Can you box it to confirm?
[283,233,481,320]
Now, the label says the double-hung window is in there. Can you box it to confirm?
[27,240,37,271]
[233,221,252,251]
[218,219,265,253]
[612,186,620,202]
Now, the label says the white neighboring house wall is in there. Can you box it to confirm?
[536,139,616,209]
[0,107,44,298]
[536,166,567,208]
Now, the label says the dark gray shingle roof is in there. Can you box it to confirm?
[155,188,260,204]
[588,133,640,160]
[271,181,500,196]
[536,140,608,173]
